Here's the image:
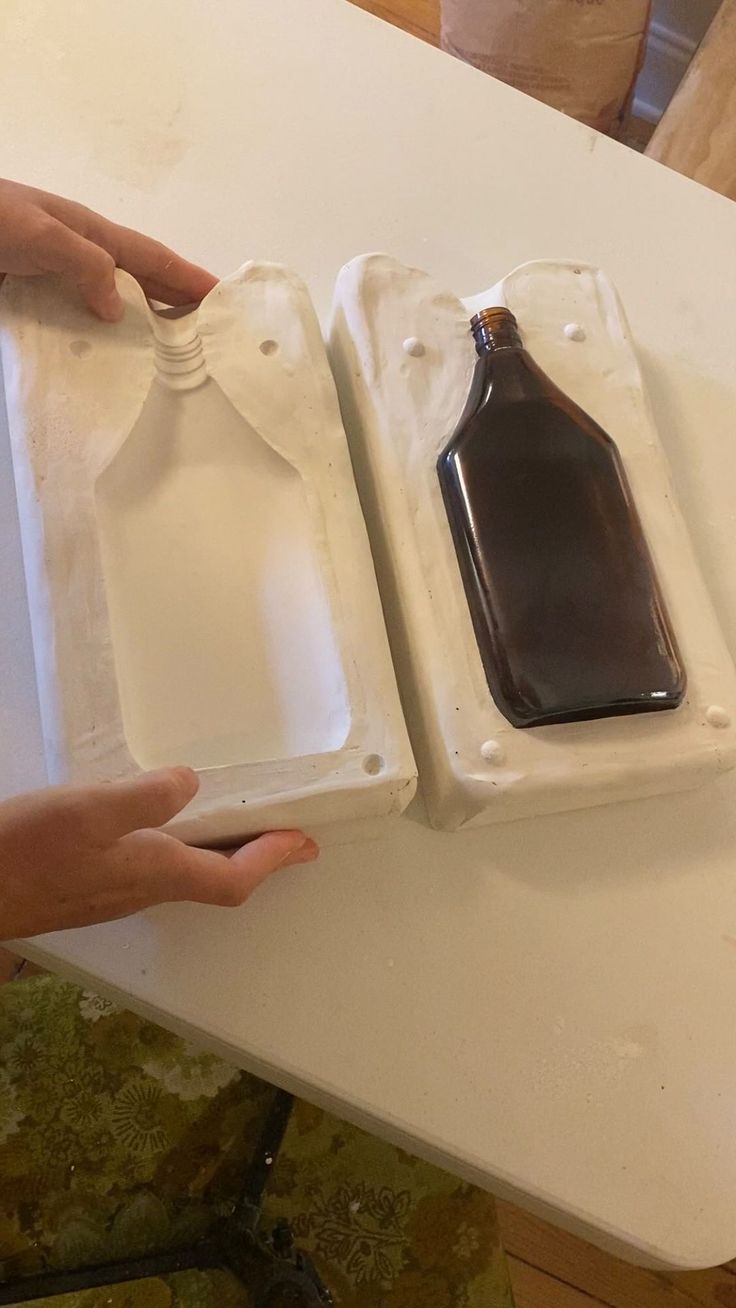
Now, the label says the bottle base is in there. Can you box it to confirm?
[501,694,685,730]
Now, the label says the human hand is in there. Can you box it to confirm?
[0,177,217,322]
[0,767,318,940]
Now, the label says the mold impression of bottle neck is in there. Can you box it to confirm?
[150,303,208,390]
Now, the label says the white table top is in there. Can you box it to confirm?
[3,0,736,1270]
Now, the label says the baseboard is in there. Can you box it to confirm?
[649,18,697,64]
[634,19,697,123]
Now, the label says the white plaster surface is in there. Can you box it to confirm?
[331,255,736,828]
[0,264,416,843]
[4,0,736,1271]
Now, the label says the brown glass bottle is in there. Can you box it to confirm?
[437,308,686,728]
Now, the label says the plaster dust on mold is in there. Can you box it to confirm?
[0,261,416,847]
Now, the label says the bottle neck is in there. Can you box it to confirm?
[150,305,208,391]
[467,308,551,409]
[470,306,523,356]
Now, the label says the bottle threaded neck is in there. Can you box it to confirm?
[470,307,522,355]
[150,306,208,390]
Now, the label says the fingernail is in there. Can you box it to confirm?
[172,765,198,790]
[279,837,319,867]
[100,291,124,322]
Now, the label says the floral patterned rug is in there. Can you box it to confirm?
[0,974,514,1307]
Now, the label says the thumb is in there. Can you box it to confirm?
[220,831,320,903]
[93,766,200,840]
[129,829,320,909]
[37,218,124,321]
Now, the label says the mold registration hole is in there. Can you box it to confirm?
[259,339,279,356]
[95,377,351,770]
[363,754,385,776]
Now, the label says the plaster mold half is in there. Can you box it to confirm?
[329,255,736,829]
[0,263,416,845]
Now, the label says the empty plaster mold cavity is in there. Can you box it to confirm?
[329,255,736,829]
[0,263,416,845]
[95,340,349,771]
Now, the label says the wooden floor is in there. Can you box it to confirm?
[349,0,440,45]
[496,1199,736,1307]
[3,944,736,1307]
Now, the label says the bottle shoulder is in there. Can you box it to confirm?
[443,351,617,464]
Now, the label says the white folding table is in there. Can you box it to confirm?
[3,0,736,1269]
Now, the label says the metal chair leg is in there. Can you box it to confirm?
[0,1089,333,1307]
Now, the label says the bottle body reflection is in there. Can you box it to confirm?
[438,308,686,728]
